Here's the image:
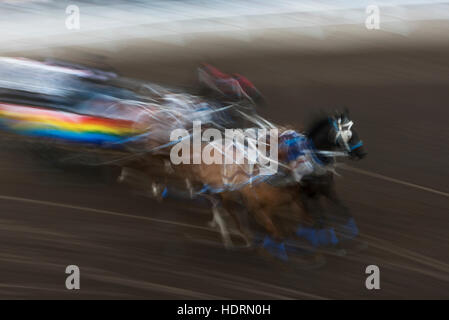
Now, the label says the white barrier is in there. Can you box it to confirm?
[0,0,448,52]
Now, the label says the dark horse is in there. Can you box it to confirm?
[267,109,368,259]
[184,109,368,262]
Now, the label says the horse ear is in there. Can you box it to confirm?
[334,109,340,119]
[343,107,350,118]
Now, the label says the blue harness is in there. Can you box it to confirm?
[281,132,324,166]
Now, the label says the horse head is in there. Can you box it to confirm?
[306,109,367,162]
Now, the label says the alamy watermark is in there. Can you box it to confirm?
[365,265,380,290]
[65,265,80,290]
[65,5,80,30]
[365,5,380,30]
[169,121,279,175]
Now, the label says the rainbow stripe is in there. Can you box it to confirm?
[0,103,142,146]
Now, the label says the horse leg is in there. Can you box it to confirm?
[295,195,325,248]
[204,195,233,248]
[222,199,252,248]
[293,181,343,250]
[119,166,154,194]
[319,175,367,253]
[253,206,281,239]
[297,183,326,227]
[118,166,165,200]
[118,166,136,184]
[321,176,358,241]
[250,206,289,261]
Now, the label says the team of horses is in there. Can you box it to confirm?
[116,89,367,266]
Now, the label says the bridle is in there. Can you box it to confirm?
[331,117,354,153]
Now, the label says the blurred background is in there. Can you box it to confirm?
[0,0,448,299]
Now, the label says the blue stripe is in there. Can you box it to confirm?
[14,128,122,145]
[350,141,363,150]
[306,139,324,166]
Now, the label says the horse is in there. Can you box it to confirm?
[114,93,366,263]
[128,109,365,263]
[248,109,367,259]
[196,109,367,260]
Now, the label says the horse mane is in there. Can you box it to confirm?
[304,114,331,138]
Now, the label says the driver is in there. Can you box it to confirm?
[198,63,264,104]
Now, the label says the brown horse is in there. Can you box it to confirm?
[118,125,301,248]
[119,110,366,261]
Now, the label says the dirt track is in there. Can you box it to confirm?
[0,41,448,299]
